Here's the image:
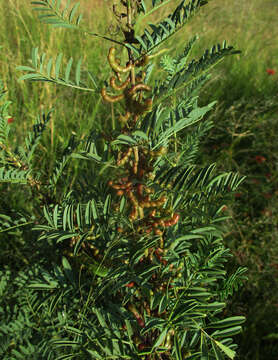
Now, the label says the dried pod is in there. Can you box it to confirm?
[101,87,124,103]
[117,147,132,165]
[171,213,180,225]
[127,83,152,97]
[110,75,130,91]
[137,184,144,196]
[108,47,132,73]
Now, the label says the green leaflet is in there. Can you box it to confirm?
[88,258,109,277]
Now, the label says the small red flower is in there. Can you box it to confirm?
[221,205,228,212]
[7,117,14,123]
[125,281,135,288]
[255,155,266,164]
[266,68,276,75]
[234,193,242,198]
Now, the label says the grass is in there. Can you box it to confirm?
[1,0,278,358]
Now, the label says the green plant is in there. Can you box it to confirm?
[0,1,248,359]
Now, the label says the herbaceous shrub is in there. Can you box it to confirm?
[0,1,248,359]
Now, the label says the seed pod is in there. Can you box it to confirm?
[125,281,135,288]
[171,213,180,225]
[101,87,124,103]
[110,76,130,91]
[117,147,132,165]
[127,83,152,97]
[137,184,144,196]
[117,190,124,196]
[108,47,132,73]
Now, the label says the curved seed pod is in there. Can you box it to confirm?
[110,76,130,91]
[108,47,132,73]
[117,147,132,165]
[127,83,152,97]
[101,87,124,103]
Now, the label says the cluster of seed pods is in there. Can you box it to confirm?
[101,47,152,125]
[108,144,180,235]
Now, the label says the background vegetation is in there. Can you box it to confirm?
[0,0,278,358]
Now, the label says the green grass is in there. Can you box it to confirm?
[1,0,278,358]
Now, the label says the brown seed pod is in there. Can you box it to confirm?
[137,184,144,196]
[127,83,152,97]
[108,47,132,73]
[110,75,130,91]
[101,87,124,103]
[171,213,180,225]
[117,147,132,165]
